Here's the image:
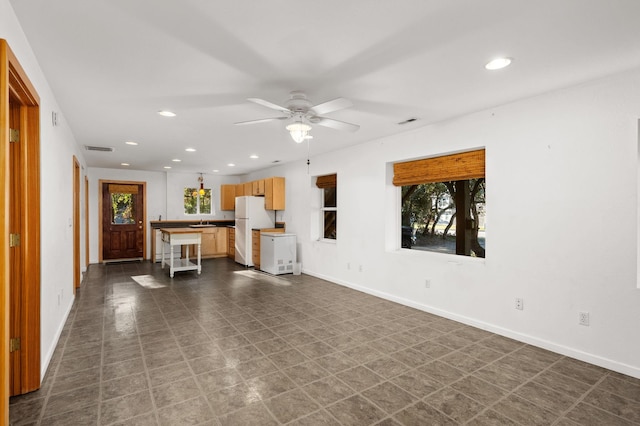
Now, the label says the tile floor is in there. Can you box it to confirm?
[9,259,640,425]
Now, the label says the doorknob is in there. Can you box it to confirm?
[138,221,142,224]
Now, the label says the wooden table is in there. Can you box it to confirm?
[160,228,203,278]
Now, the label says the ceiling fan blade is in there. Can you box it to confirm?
[314,117,360,132]
[247,98,291,113]
[310,97,353,115]
[234,117,288,125]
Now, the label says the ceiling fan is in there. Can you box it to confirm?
[235,91,360,142]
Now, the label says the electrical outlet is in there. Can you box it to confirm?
[347,262,351,270]
[425,279,431,288]
[358,265,363,272]
[579,312,590,326]
[515,298,524,310]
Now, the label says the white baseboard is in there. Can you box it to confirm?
[302,269,640,379]
[41,294,75,380]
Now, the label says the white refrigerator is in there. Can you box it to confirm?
[235,196,274,267]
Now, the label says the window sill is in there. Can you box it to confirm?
[389,246,486,265]
[316,238,337,245]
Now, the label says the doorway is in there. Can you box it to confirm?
[99,181,146,262]
[73,157,81,293]
[1,39,42,422]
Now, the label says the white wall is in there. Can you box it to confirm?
[246,69,640,378]
[86,169,239,263]
[2,0,88,377]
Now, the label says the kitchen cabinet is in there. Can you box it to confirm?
[236,183,245,196]
[251,230,261,267]
[184,227,228,258]
[252,227,284,269]
[252,179,265,196]
[265,177,285,210]
[227,227,235,259]
[244,182,252,196]
[221,185,236,210]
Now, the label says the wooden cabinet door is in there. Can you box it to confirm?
[265,177,285,210]
[214,228,228,254]
[251,230,261,267]
[244,182,252,196]
[227,228,235,258]
[220,185,236,210]
[252,179,265,196]
[235,183,245,196]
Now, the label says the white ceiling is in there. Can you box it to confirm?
[10,0,640,175]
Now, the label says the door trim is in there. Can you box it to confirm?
[98,179,147,262]
[85,175,89,268]
[73,157,80,292]
[1,39,41,422]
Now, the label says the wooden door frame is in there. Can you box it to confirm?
[98,179,147,262]
[85,175,89,268]
[73,157,80,293]
[1,39,41,422]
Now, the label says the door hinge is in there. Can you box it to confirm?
[9,128,19,143]
[10,233,20,247]
[10,337,20,352]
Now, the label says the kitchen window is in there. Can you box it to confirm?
[394,149,486,257]
[184,187,212,215]
[317,174,337,240]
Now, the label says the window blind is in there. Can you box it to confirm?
[393,149,485,186]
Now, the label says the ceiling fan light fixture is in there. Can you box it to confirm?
[286,122,312,143]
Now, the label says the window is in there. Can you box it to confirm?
[394,149,486,257]
[317,174,337,240]
[184,187,212,215]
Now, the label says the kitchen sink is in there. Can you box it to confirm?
[189,224,216,228]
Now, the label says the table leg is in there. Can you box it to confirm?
[170,243,174,278]
[197,242,202,274]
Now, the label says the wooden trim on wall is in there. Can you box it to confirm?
[73,157,80,292]
[393,149,486,186]
[0,39,11,426]
[0,38,41,423]
[85,176,89,267]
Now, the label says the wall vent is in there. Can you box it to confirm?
[85,145,114,152]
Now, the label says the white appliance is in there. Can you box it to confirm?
[235,196,274,267]
[260,233,296,275]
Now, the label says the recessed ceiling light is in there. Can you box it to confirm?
[158,110,176,117]
[125,141,138,146]
[212,169,219,173]
[185,148,196,152]
[485,57,512,70]
[250,155,259,159]
[121,163,130,166]
[228,163,235,167]
[172,158,181,162]
[164,166,172,169]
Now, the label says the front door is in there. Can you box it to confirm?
[102,182,144,261]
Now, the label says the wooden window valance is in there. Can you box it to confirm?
[316,174,337,188]
[393,149,485,186]
[109,184,139,194]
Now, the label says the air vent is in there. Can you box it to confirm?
[398,117,418,125]
[85,145,114,152]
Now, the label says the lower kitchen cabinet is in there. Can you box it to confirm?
[228,227,235,259]
[252,228,284,269]
[183,227,228,258]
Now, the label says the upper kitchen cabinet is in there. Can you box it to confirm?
[252,179,265,196]
[265,177,285,210]
[221,184,236,210]
[235,183,245,197]
[244,182,252,196]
